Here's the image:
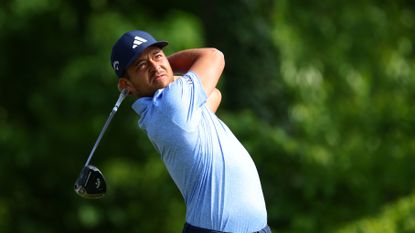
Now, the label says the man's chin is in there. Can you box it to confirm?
[155,75,173,86]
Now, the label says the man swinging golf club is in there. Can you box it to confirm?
[111,30,271,233]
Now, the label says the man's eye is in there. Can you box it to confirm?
[154,53,162,59]
[138,62,147,70]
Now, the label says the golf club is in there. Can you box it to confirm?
[74,89,128,198]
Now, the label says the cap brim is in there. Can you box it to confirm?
[123,41,169,76]
[152,41,168,48]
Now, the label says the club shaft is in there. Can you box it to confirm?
[84,109,117,167]
[83,89,128,167]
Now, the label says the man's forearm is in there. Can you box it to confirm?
[206,88,222,113]
[168,49,202,74]
[167,48,225,97]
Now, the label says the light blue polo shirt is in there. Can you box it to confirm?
[132,72,267,233]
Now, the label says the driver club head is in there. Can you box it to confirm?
[74,165,107,199]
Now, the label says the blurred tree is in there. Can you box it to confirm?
[198,0,290,123]
[264,0,415,232]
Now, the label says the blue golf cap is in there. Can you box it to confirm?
[111,30,168,77]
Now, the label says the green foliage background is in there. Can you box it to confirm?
[0,0,414,232]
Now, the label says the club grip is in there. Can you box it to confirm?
[113,89,128,112]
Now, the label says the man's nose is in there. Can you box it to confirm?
[148,59,160,70]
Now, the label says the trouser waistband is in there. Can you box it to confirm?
[182,223,272,233]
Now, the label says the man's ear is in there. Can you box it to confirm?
[118,77,130,92]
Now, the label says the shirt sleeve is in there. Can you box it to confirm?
[159,71,207,130]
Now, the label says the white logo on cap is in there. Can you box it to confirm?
[132,36,147,49]
[113,61,119,71]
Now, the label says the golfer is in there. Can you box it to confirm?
[111,30,271,233]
